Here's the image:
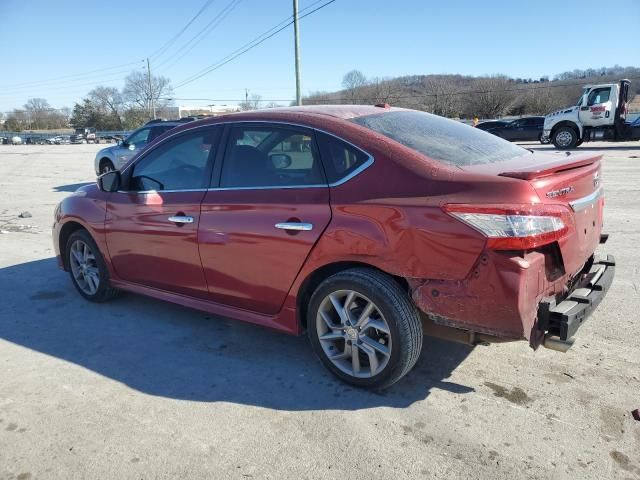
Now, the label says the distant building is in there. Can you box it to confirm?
[156,105,240,119]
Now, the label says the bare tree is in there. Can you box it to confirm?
[239,93,262,111]
[88,86,124,128]
[342,70,367,104]
[122,71,173,118]
[462,76,517,119]
[420,76,463,117]
[24,98,52,129]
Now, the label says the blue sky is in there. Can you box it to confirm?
[1,0,638,112]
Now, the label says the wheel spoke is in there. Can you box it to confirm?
[359,341,380,375]
[329,293,349,325]
[319,309,338,330]
[319,331,344,341]
[351,343,360,374]
[70,249,83,265]
[354,301,375,328]
[359,318,390,334]
[360,336,390,357]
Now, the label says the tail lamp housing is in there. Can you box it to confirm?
[443,204,573,250]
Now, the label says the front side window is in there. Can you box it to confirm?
[352,110,528,167]
[587,87,611,106]
[220,125,324,188]
[316,132,370,184]
[129,128,217,191]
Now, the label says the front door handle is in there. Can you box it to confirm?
[168,215,194,224]
[275,222,313,231]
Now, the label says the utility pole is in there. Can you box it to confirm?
[293,0,302,106]
[245,88,249,110]
[146,58,156,120]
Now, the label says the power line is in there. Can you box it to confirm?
[149,0,216,62]
[0,61,144,92]
[173,0,337,89]
[154,0,243,73]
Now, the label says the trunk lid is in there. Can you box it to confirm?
[461,151,604,275]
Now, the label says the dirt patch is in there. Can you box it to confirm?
[484,382,532,405]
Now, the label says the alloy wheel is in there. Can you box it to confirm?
[316,289,392,378]
[69,239,100,295]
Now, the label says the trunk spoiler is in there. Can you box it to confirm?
[498,153,602,180]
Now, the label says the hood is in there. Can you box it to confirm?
[96,145,117,156]
[546,106,578,118]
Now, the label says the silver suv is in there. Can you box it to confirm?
[94,121,184,175]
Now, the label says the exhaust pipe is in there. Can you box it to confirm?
[543,335,575,353]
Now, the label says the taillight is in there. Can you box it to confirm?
[443,204,573,250]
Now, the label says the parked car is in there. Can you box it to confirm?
[94,120,185,174]
[11,135,23,145]
[53,105,614,389]
[26,135,46,145]
[485,116,546,142]
[55,135,71,145]
[475,120,510,131]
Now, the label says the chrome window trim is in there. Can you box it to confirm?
[119,119,375,192]
[569,187,603,212]
[115,188,208,194]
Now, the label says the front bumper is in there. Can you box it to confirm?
[538,254,615,341]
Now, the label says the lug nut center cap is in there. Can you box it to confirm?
[345,327,358,340]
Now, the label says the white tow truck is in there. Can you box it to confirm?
[542,79,640,149]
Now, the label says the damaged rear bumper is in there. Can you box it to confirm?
[410,236,615,351]
[538,254,615,343]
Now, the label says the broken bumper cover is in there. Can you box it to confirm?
[538,255,615,341]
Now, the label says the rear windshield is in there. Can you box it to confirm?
[351,110,529,166]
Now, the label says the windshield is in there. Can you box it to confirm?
[351,110,528,166]
[576,87,589,106]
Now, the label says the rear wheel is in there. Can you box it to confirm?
[539,133,550,145]
[552,127,578,149]
[307,268,423,389]
[66,229,119,302]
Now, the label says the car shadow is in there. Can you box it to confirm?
[52,182,94,192]
[0,258,475,410]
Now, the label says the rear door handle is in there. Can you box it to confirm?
[275,222,313,231]
[168,215,194,224]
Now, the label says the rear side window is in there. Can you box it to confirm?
[220,125,325,188]
[351,110,528,166]
[316,132,370,184]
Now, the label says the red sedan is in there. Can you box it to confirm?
[53,105,614,389]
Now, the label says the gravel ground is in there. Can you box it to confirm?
[0,142,639,480]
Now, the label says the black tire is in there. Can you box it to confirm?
[65,229,119,302]
[552,126,578,149]
[307,268,423,390]
[538,133,550,145]
[99,159,115,174]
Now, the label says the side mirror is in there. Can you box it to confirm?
[270,153,293,169]
[97,170,121,192]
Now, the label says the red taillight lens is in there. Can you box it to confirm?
[443,204,573,250]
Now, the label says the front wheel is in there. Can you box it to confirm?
[307,268,423,390]
[66,229,119,302]
[99,159,115,175]
[552,127,578,149]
